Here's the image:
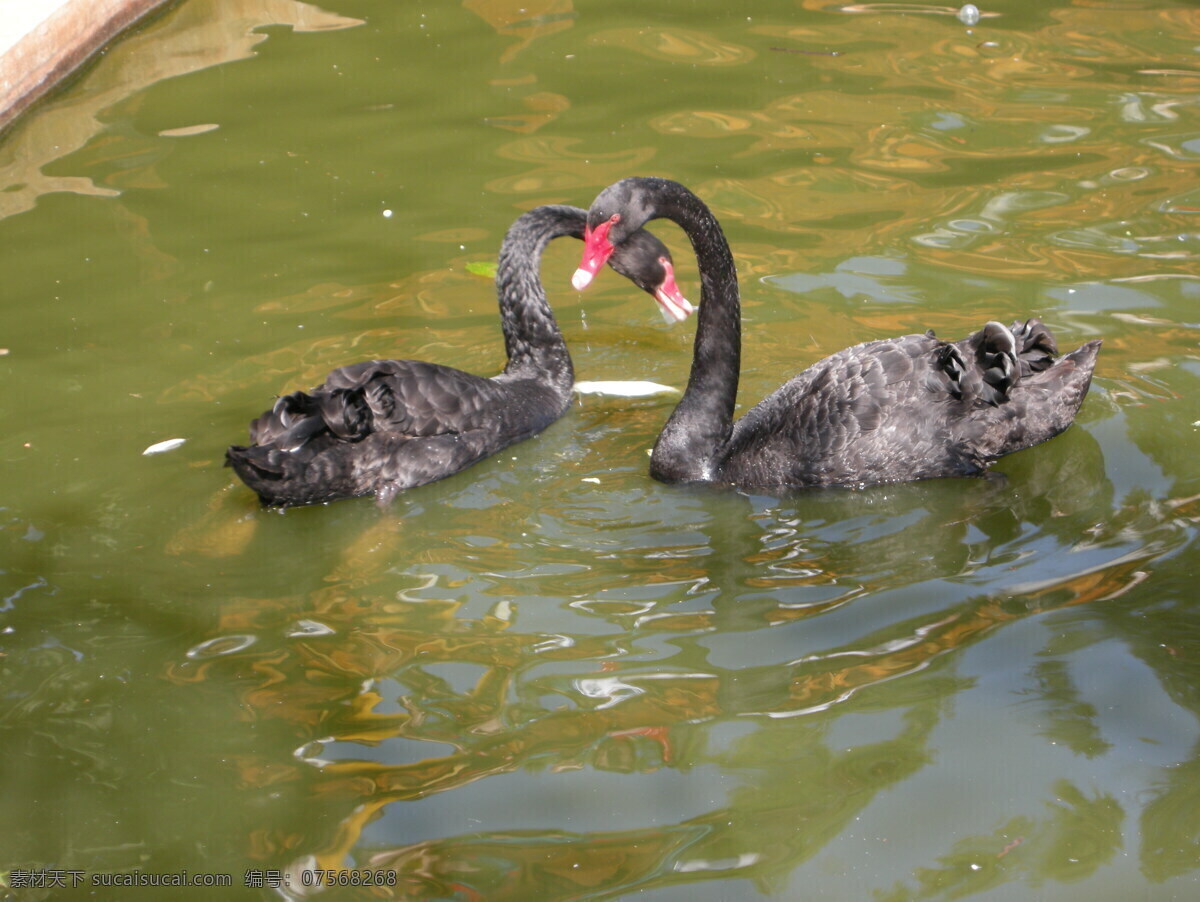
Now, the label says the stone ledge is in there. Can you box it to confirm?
[0,0,174,134]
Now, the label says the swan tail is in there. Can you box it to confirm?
[225,442,300,504]
[227,386,378,505]
[224,434,362,507]
[934,320,1100,461]
[1042,338,1102,426]
[973,337,1102,460]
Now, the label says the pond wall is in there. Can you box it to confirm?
[0,0,174,133]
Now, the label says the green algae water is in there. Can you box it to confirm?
[1,1,1198,899]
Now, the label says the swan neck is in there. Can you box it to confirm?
[495,206,578,384]
[646,186,740,482]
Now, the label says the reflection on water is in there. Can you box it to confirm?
[0,0,363,220]
[465,0,579,65]
[590,28,757,67]
[2,0,1199,900]
[157,424,1197,900]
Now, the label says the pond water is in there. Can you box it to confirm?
[2,0,1199,899]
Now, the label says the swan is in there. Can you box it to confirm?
[571,177,1101,488]
[226,204,691,506]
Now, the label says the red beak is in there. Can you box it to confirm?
[572,217,617,290]
[653,256,695,323]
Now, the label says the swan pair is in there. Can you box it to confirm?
[227,178,1100,507]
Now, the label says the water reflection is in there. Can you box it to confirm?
[589,28,756,67]
[0,0,363,220]
[466,0,578,64]
[477,2,1200,291]
[147,416,1200,898]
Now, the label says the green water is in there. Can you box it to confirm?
[2,0,1198,899]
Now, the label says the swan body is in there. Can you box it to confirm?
[573,177,1101,489]
[226,204,689,506]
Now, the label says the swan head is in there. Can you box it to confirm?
[574,178,696,322]
[604,225,695,323]
[575,177,681,289]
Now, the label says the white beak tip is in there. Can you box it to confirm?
[656,292,696,324]
[572,268,594,291]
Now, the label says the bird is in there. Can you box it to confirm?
[226,203,691,506]
[571,176,1101,489]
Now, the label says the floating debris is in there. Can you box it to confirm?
[575,380,679,397]
[142,438,187,456]
[158,123,220,138]
[287,619,336,637]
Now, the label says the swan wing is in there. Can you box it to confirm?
[720,323,1099,488]
[722,333,942,486]
[227,361,556,506]
[226,425,507,507]
[245,359,508,450]
[320,359,507,436]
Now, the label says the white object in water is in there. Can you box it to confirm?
[574,380,679,397]
[957,3,981,25]
[142,438,187,456]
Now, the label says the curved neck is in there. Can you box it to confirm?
[643,182,741,482]
[495,205,581,384]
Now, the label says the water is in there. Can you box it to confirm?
[2,0,1198,899]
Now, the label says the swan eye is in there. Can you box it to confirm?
[609,214,621,224]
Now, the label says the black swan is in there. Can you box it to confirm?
[226,204,691,506]
[571,177,1101,488]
